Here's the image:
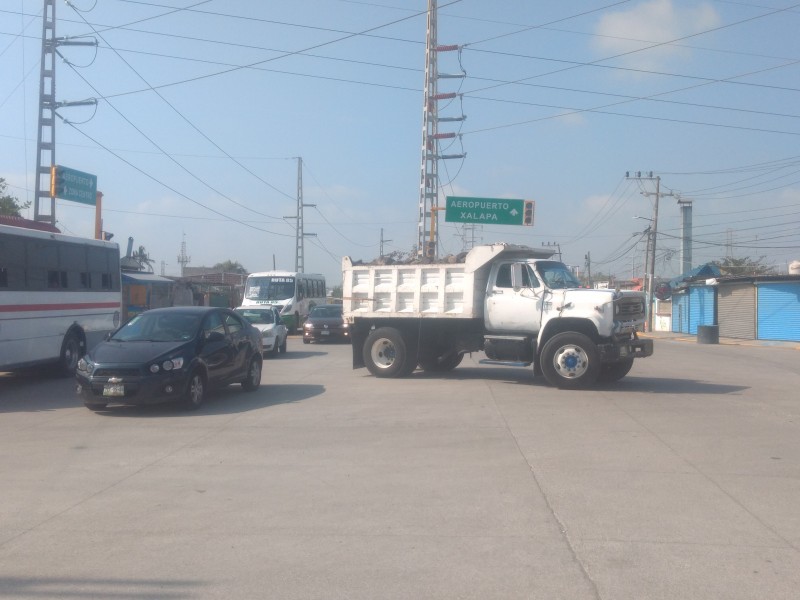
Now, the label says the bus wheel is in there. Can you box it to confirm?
[59,332,83,376]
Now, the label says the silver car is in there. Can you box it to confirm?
[235,306,288,357]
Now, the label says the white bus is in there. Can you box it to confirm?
[241,271,326,331]
[0,223,122,373]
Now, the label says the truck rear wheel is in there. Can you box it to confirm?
[540,332,600,389]
[418,352,463,372]
[363,327,414,378]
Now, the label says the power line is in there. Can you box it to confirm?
[64,3,296,202]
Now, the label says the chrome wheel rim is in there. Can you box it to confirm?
[370,337,397,370]
[552,344,590,379]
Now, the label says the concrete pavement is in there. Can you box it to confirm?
[1,337,799,599]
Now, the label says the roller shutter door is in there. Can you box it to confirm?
[718,284,755,339]
[688,286,715,335]
[757,283,800,341]
[672,292,689,333]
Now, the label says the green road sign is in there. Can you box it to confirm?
[445,196,534,226]
[50,165,97,205]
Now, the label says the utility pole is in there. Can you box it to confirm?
[584,251,592,287]
[459,223,481,251]
[33,0,97,225]
[625,172,673,331]
[379,228,392,258]
[284,157,316,272]
[417,0,466,259]
[677,195,693,274]
[542,241,562,261]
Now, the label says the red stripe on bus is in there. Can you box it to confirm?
[0,302,121,312]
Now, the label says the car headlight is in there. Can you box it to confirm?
[162,357,184,371]
[77,357,91,373]
[304,323,314,330]
[342,322,349,329]
[150,357,184,373]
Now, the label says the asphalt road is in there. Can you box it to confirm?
[1,335,799,599]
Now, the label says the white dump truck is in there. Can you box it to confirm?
[342,243,653,388]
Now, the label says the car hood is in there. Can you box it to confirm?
[88,340,192,364]
[252,324,278,334]
[307,317,344,326]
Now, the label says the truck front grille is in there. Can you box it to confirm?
[615,296,645,320]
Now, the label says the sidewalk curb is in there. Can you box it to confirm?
[640,332,800,350]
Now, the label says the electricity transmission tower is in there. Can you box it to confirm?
[177,233,191,277]
[417,0,465,258]
[284,157,315,272]
[33,0,96,225]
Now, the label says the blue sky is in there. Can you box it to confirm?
[2,0,799,284]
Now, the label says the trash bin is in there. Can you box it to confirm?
[697,325,719,344]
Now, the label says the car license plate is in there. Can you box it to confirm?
[321,330,330,336]
[103,384,124,397]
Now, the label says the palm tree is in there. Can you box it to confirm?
[131,245,155,273]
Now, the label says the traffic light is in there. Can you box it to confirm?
[523,200,535,226]
[49,165,65,199]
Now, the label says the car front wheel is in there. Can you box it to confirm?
[242,355,262,391]
[183,370,206,410]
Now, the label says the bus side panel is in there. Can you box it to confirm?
[0,291,121,369]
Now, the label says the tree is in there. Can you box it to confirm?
[131,245,155,273]
[0,178,31,216]
[712,256,775,277]
[330,285,343,299]
[212,260,247,274]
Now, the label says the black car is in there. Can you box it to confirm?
[76,306,263,411]
[302,304,350,344]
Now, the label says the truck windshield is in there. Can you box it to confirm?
[244,277,296,302]
[536,261,581,289]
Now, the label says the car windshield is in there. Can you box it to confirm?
[244,276,295,302]
[535,261,582,290]
[236,308,275,325]
[309,306,342,318]
[112,312,201,342]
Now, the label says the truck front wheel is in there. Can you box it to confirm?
[363,327,414,378]
[540,332,600,389]
[598,358,634,383]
